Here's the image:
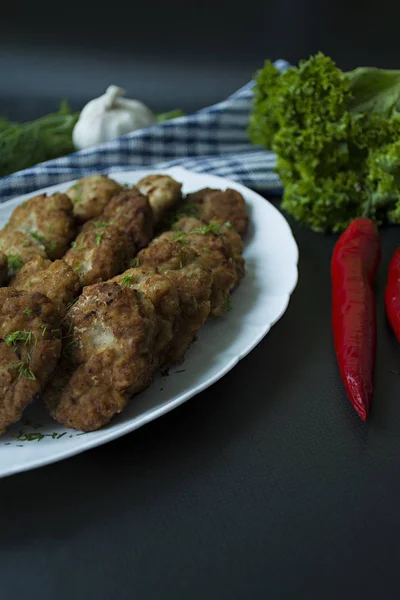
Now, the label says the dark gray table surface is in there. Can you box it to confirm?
[3,1,400,596]
[2,201,400,600]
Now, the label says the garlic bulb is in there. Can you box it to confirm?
[73,85,156,150]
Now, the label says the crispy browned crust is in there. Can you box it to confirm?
[0,289,62,433]
[186,187,248,236]
[161,217,245,316]
[44,282,158,431]
[7,192,76,259]
[103,188,153,250]
[0,230,47,276]
[136,174,182,224]
[173,216,245,280]
[44,360,128,432]
[110,266,180,366]
[64,223,135,288]
[11,257,80,317]
[66,175,123,223]
[138,239,212,364]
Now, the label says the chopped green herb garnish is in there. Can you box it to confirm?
[7,253,24,273]
[66,297,78,311]
[193,296,198,309]
[73,262,83,273]
[5,329,34,347]
[180,252,189,268]
[29,231,47,246]
[223,221,233,229]
[120,273,133,287]
[122,183,130,189]
[93,221,109,229]
[14,431,44,442]
[190,218,221,236]
[23,307,32,316]
[224,294,233,312]
[22,239,30,247]
[95,232,104,245]
[71,240,86,251]
[171,232,188,244]
[131,257,140,268]
[41,325,47,337]
[13,360,36,380]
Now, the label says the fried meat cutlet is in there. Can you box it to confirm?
[102,188,153,250]
[64,222,135,288]
[110,266,180,366]
[138,239,212,364]
[136,174,182,225]
[186,187,248,236]
[173,216,245,281]
[158,217,245,316]
[0,230,47,277]
[66,175,123,223]
[11,257,80,317]
[7,192,76,259]
[0,289,62,433]
[44,282,158,431]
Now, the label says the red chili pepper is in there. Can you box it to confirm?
[331,218,381,421]
[385,248,400,343]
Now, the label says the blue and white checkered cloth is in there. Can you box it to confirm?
[0,60,290,204]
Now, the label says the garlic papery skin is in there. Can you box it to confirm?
[73,85,156,150]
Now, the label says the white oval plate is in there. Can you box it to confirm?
[0,167,298,478]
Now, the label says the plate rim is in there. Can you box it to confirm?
[0,166,299,478]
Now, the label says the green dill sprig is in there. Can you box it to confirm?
[71,240,86,251]
[7,253,24,273]
[190,218,222,236]
[29,231,47,247]
[224,295,233,312]
[66,297,78,311]
[5,329,34,347]
[120,273,133,287]
[131,257,140,268]
[171,232,188,244]
[0,101,79,177]
[93,221,109,229]
[13,431,67,442]
[73,262,83,273]
[13,360,36,380]
[5,329,38,380]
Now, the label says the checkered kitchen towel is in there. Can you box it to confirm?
[0,60,290,203]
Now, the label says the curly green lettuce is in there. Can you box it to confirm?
[249,52,400,232]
